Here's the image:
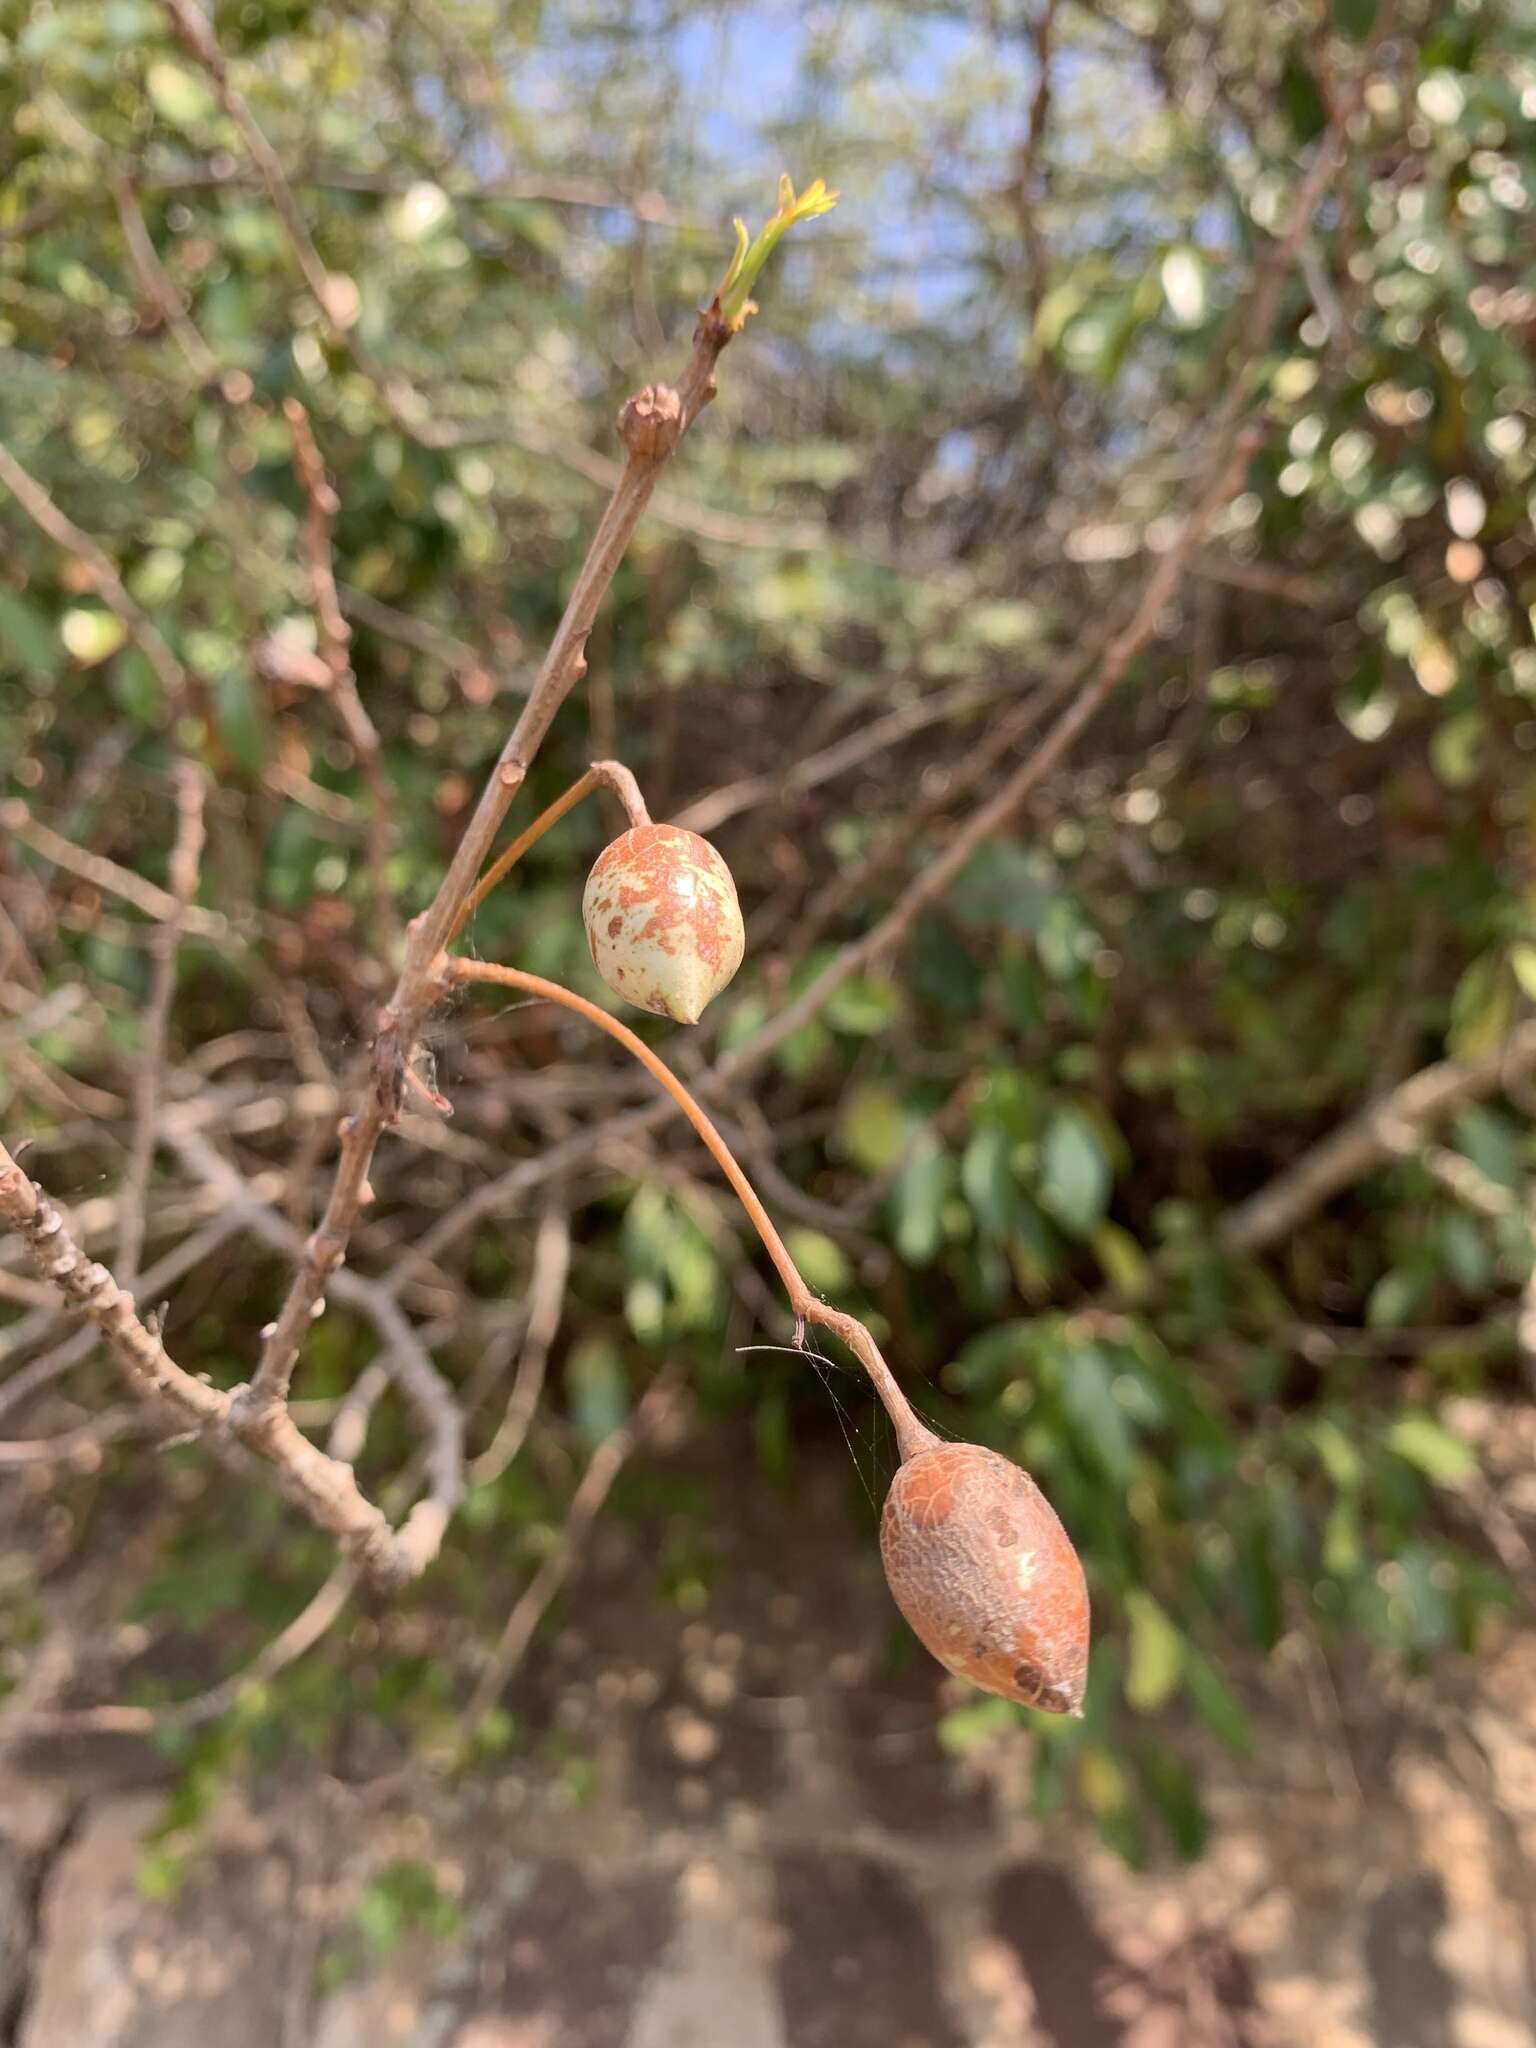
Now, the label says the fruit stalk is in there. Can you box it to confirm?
[450,761,651,943]
[445,955,1090,1714]
[444,956,934,1460]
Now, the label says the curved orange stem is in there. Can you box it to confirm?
[449,761,650,945]
[444,958,935,1460]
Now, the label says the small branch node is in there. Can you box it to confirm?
[616,382,684,461]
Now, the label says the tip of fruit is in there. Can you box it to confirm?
[666,995,703,1026]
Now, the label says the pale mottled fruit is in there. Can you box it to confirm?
[880,1441,1089,1715]
[582,823,745,1025]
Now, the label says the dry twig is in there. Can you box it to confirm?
[117,762,207,1286]
[282,399,396,944]
[1222,1021,1536,1258]
[0,438,193,719]
[460,1365,683,1735]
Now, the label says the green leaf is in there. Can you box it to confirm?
[784,1227,850,1295]
[1078,1743,1130,1817]
[1234,1511,1283,1650]
[891,1132,953,1267]
[937,1697,1017,1753]
[1280,48,1326,142]
[1091,1221,1150,1301]
[837,1087,910,1173]
[147,59,217,129]
[1139,1744,1209,1859]
[1452,1106,1520,1189]
[60,607,127,666]
[1124,1590,1183,1712]
[1311,1418,1363,1491]
[566,1336,630,1445]
[1448,953,1516,1058]
[1323,1497,1362,1576]
[1060,1342,1135,1482]
[1387,1411,1475,1485]
[753,1383,793,1484]
[948,1320,1031,1396]
[1182,1649,1253,1755]
[1437,1210,1491,1294]
[1510,943,1536,1003]
[1366,1268,1425,1330]
[212,663,270,778]
[110,645,166,727]
[136,1848,189,1902]
[1332,0,1379,40]
[716,174,838,327]
[964,600,1043,649]
[0,589,60,678]
[1039,1108,1110,1236]
[1430,712,1485,789]
[961,1125,1018,1238]
[823,975,901,1036]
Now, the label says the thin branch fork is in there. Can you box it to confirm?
[377,51,1396,1289]
[0,799,227,939]
[460,1362,684,1737]
[449,758,651,942]
[0,1139,445,1586]
[448,959,934,1464]
[240,322,735,1428]
[1221,1019,1536,1258]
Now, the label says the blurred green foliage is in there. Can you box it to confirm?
[2,0,1535,1865]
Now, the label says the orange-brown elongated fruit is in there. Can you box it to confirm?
[582,823,745,1025]
[879,1441,1090,1715]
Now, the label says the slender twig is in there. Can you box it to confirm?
[167,1126,463,1568]
[339,586,507,699]
[0,1562,358,1739]
[672,675,999,838]
[1222,1021,1536,1258]
[0,1410,148,1471]
[468,1206,571,1487]
[0,438,194,720]
[1013,0,1062,419]
[135,160,702,223]
[282,398,396,945]
[0,1140,445,1584]
[0,1269,56,1309]
[0,800,226,938]
[117,762,207,1286]
[448,960,933,1459]
[460,1364,683,1735]
[0,1372,387,1739]
[1421,1143,1518,1220]
[110,172,222,388]
[0,1216,240,1424]
[238,319,735,1426]
[1520,1193,1536,1392]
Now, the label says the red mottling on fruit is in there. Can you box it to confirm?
[880,1442,1089,1716]
[582,822,745,1024]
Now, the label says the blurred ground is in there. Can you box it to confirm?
[4,1408,1534,2048]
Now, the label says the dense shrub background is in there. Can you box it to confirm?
[2,0,1534,1864]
